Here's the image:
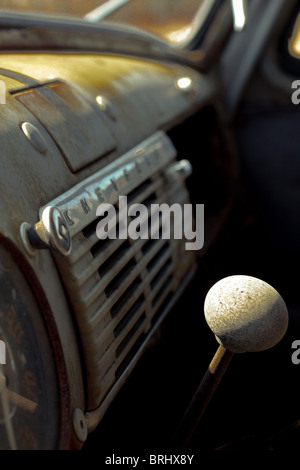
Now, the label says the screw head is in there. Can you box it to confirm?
[21,122,48,155]
[72,408,88,443]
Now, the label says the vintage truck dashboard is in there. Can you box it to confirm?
[0,14,236,449]
[2,0,298,453]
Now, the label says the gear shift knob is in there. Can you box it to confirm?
[172,274,289,449]
[204,275,289,353]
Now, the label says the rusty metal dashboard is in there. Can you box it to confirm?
[2,1,299,453]
[0,38,234,449]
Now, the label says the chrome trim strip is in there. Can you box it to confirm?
[40,131,176,238]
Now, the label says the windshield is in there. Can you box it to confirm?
[0,0,218,46]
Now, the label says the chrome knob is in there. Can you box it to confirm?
[20,206,71,256]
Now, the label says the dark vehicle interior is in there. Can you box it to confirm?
[0,0,300,452]
[84,0,300,451]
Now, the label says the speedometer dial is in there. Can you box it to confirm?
[0,246,61,450]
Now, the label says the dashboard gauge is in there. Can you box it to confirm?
[0,245,61,450]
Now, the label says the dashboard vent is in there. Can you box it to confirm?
[42,132,197,410]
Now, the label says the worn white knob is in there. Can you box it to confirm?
[204,275,289,353]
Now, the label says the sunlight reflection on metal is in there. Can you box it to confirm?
[176,76,192,90]
[85,0,131,22]
[231,0,247,31]
[289,13,300,59]
[167,26,192,44]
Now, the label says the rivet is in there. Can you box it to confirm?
[72,408,88,443]
[21,122,48,155]
[96,95,117,121]
[20,222,38,256]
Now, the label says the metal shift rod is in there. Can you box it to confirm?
[172,275,289,449]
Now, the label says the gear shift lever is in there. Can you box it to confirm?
[172,275,289,448]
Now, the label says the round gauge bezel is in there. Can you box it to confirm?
[0,237,71,449]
